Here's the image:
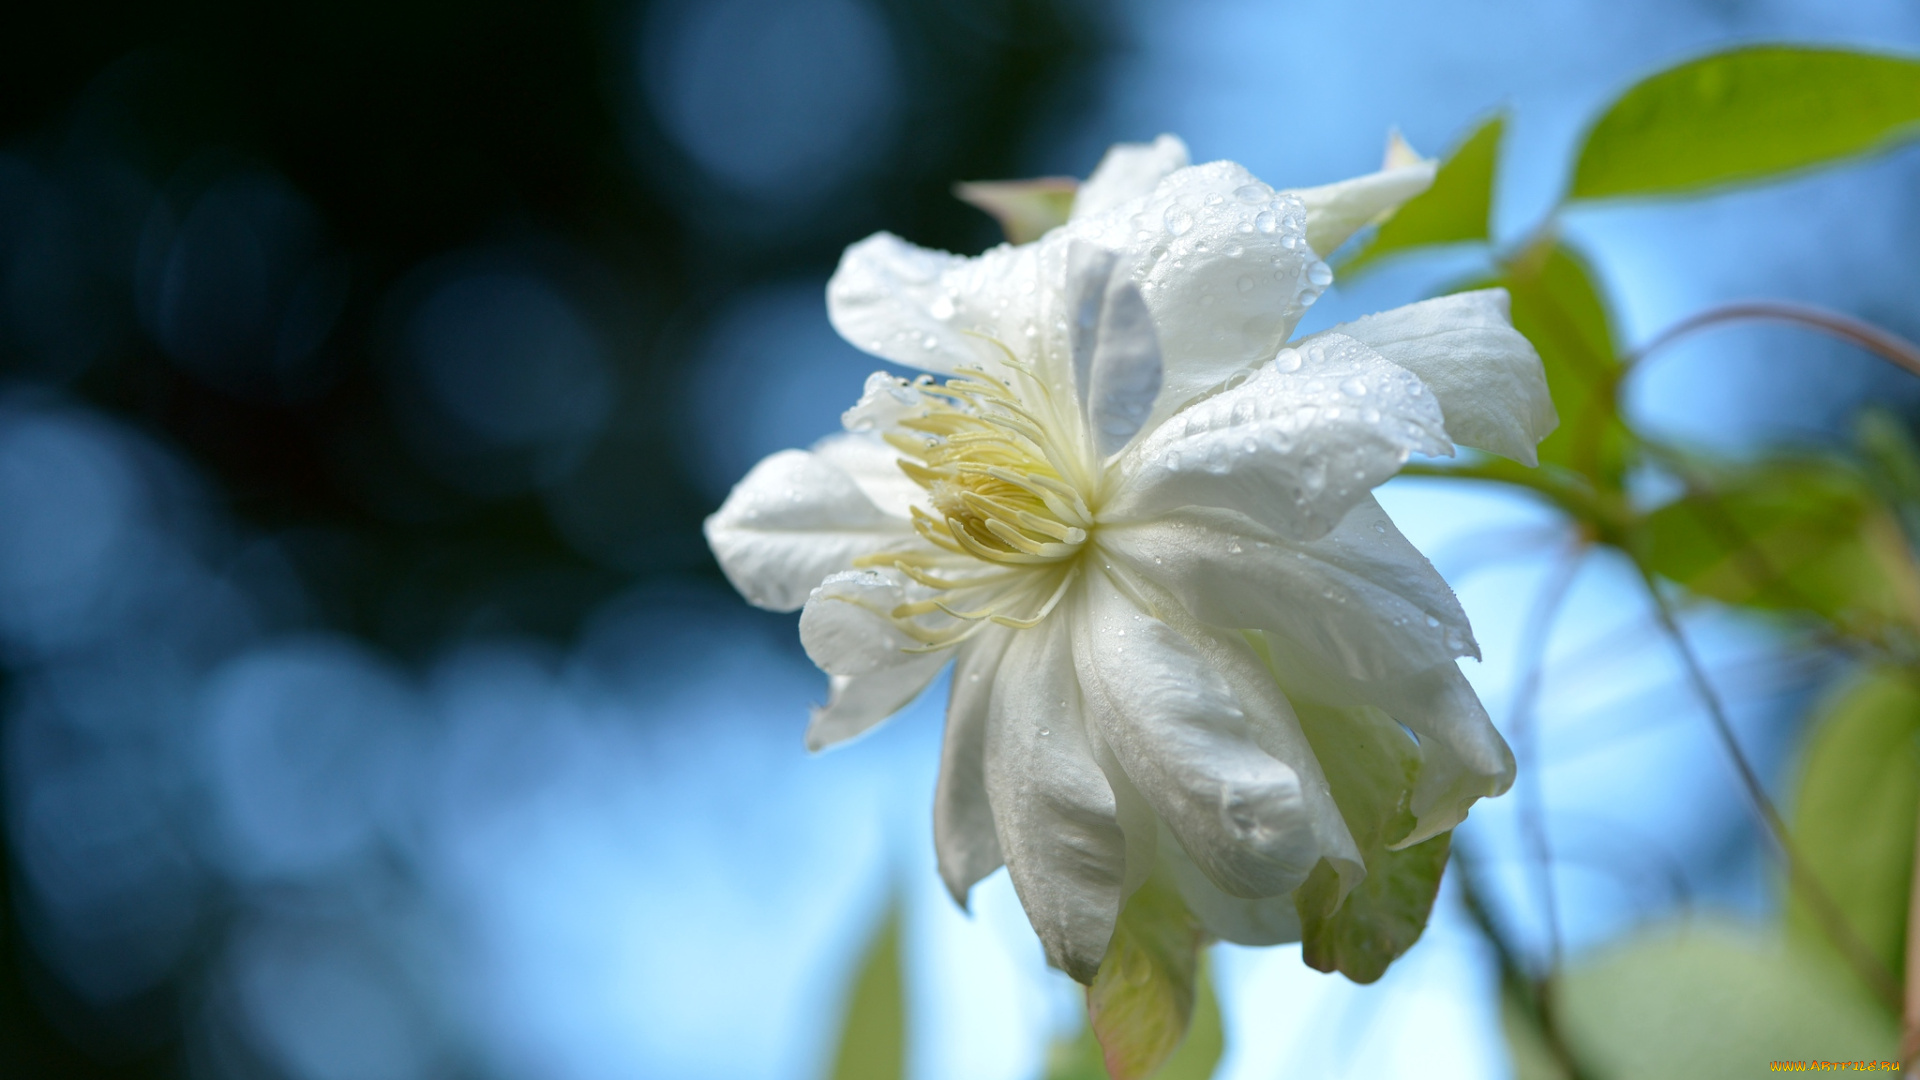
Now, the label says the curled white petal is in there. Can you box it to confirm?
[1286,160,1437,258]
[810,429,921,519]
[1158,827,1302,946]
[1062,161,1326,428]
[1071,134,1191,221]
[1072,567,1321,899]
[799,569,922,677]
[827,233,1037,375]
[985,608,1127,981]
[1104,499,1476,683]
[1104,334,1451,543]
[805,649,950,752]
[935,625,1013,906]
[1307,289,1558,465]
[1263,633,1513,844]
[704,449,917,612]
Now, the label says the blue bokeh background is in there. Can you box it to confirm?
[1,1,1917,1076]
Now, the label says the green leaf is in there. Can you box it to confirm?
[1572,46,1920,201]
[1046,957,1223,1080]
[1550,919,1897,1071]
[1085,873,1206,1080]
[1291,700,1450,984]
[1787,666,1920,990]
[1345,114,1504,273]
[826,903,905,1080]
[1639,457,1911,630]
[1490,238,1631,489]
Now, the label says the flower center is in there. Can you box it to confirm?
[889,364,1092,565]
[853,356,1095,647]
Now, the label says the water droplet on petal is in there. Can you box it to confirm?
[1340,377,1369,397]
[1237,275,1255,293]
[1273,348,1302,373]
[1165,207,1194,236]
[1254,210,1278,234]
[1306,261,1333,287]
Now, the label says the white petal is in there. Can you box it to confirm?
[805,649,949,752]
[705,449,917,612]
[826,232,1037,376]
[798,569,921,677]
[1263,635,1513,844]
[1070,134,1190,221]
[1286,161,1436,258]
[1087,277,1163,458]
[1307,289,1558,465]
[935,625,1013,906]
[1061,161,1323,427]
[1101,498,1476,683]
[984,607,1127,982]
[1066,241,1121,412]
[1072,567,1321,899]
[1158,827,1302,946]
[809,430,922,519]
[1103,334,1451,542]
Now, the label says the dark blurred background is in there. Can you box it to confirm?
[5,1,1920,1078]
[0,2,1109,1076]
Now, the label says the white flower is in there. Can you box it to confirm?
[705,136,1556,981]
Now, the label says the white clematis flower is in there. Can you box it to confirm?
[705,136,1556,982]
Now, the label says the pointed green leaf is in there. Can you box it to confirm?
[1345,114,1504,273]
[1491,238,1631,489]
[1787,666,1920,990]
[1046,958,1223,1080]
[954,178,1078,244]
[1639,457,1913,631]
[1291,700,1450,984]
[1551,920,1897,1068]
[826,904,905,1080]
[1086,874,1205,1080]
[1572,46,1920,201]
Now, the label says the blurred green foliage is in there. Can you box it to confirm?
[1570,46,1920,201]
[1359,40,1920,1076]
[828,903,907,1080]
[1292,699,1449,984]
[1343,112,1502,272]
[1787,670,1920,987]
[1044,958,1222,1080]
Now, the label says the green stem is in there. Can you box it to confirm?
[1635,563,1903,1013]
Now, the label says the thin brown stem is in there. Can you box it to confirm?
[1904,795,1920,1066]
[1453,846,1599,1080]
[1636,564,1903,1012]
[1511,544,1589,976]
[1627,300,1920,381]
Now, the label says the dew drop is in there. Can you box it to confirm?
[1228,541,1243,554]
[1236,275,1255,293]
[1254,210,1278,234]
[930,295,956,320]
[1424,615,1441,628]
[1165,207,1194,236]
[1273,348,1303,373]
[1234,183,1267,203]
[921,334,939,350]
[1306,261,1334,287]
[1340,377,1369,397]
[1039,727,1052,737]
